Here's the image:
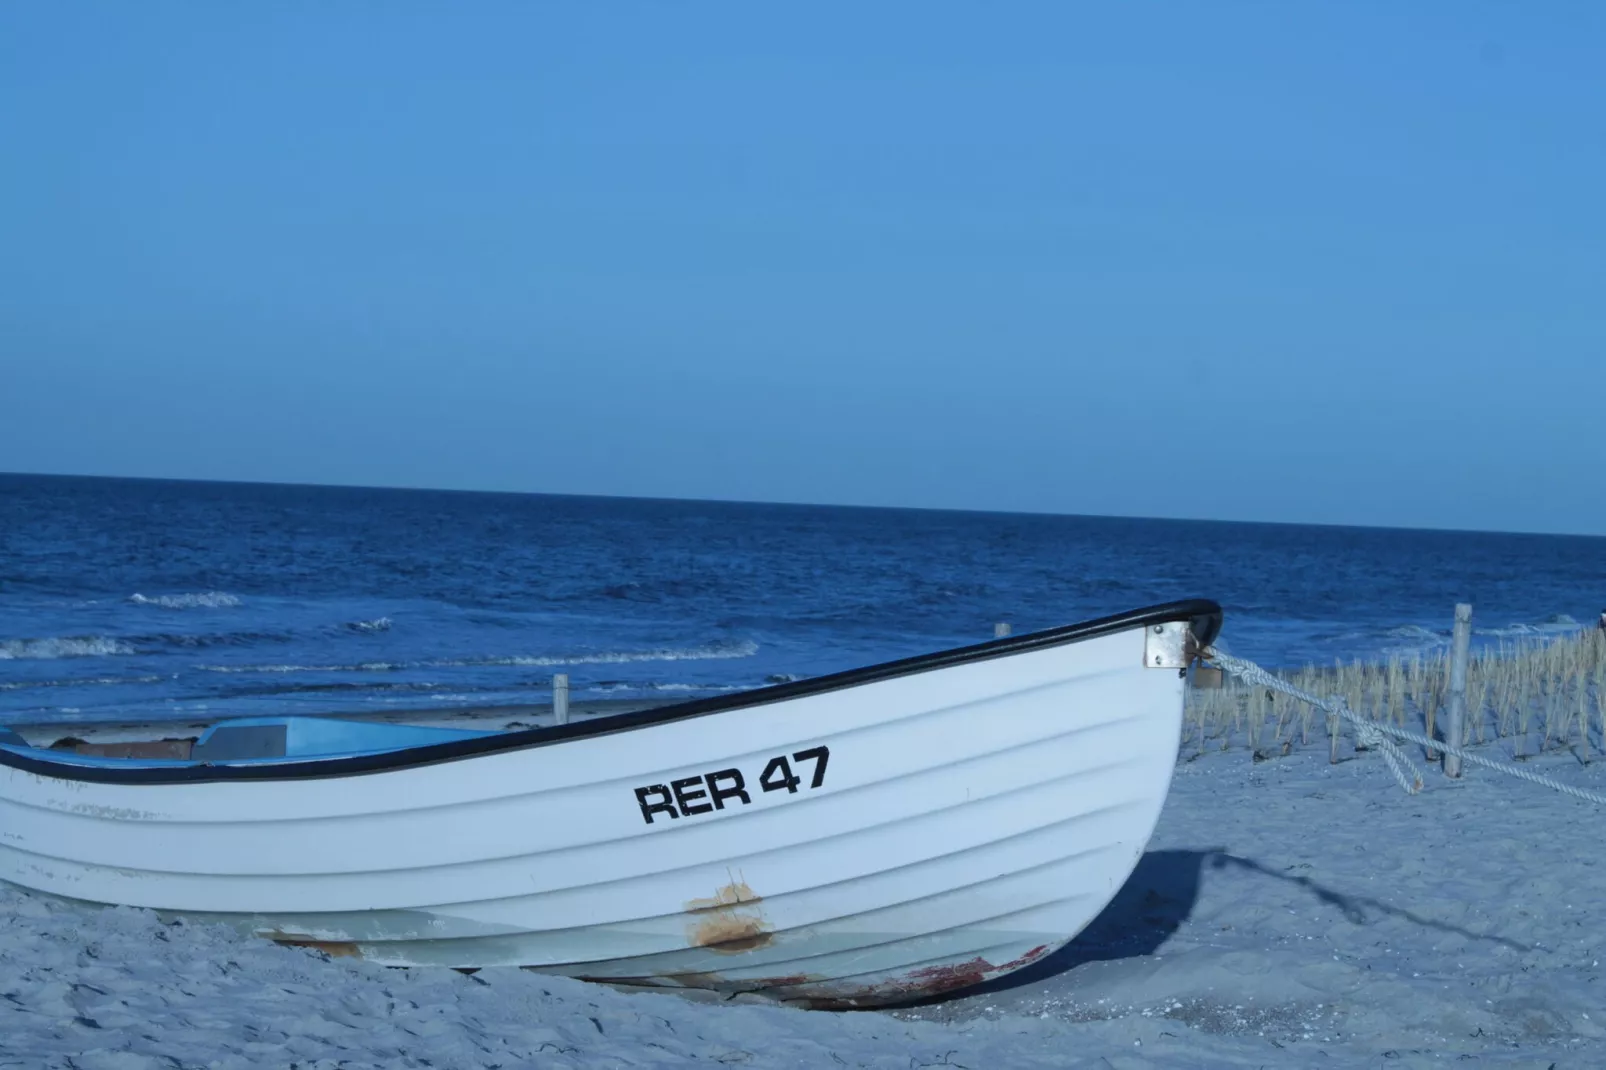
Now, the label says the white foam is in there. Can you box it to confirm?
[1478,617,1585,639]
[484,639,760,668]
[1371,613,1591,661]
[346,617,393,633]
[0,674,165,691]
[129,592,244,609]
[578,682,748,694]
[0,637,136,660]
[1383,624,1444,641]
[195,640,758,677]
[200,662,400,674]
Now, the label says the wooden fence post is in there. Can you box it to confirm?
[1443,604,1473,777]
[553,673,570,726]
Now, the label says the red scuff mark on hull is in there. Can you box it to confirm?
[269,936,364,959]
[583,943,1058,1011]
[1002,944,1051,971]
[776,942,1056,1010]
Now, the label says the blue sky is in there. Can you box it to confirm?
[2,3,1603,535]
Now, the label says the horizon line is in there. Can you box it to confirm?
[3,467,1602,542]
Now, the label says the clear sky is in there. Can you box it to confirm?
[2,3,1603,535]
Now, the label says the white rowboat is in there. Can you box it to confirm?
[0,599,1221,1007]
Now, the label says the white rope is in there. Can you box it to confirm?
[1203,647,1606,806]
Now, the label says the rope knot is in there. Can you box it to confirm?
[1353,720,1386,749]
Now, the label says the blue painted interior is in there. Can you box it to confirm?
[0,716,502,768]
[200,716,495,756]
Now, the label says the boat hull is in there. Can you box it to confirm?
[0,605,1210,1007]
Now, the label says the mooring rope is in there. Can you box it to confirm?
[1203,647,1606,806]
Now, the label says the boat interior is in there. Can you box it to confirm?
[0,717,501,768]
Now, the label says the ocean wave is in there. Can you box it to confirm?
[212,680,453,698]
[0,673,166,691]
[200,662,401,674]
[0,636,136,660]
[132,629,294,650]
[194,639,759,676]
[1369,613,1588,660]
[129,592,243,609]
[1477,616,1584,639]
[103,624,375,651]
[478,639,760,668]
[1384,624,1446,641]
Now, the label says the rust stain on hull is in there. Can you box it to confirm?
[600,942,1056,1009]
[263,932,364,959]
[684,875,773,954]
[764,943,1054,1010]
[684,880,761,913]
[689,915,773,953]
[68,738,197,761]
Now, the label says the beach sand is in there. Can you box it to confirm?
[2,739,1602,1067]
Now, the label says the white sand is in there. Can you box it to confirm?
[4,742,1603,1068]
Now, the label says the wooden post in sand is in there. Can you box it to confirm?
[994,622,1011,639]
[553,673,570,726]
[1443,604,1473,778]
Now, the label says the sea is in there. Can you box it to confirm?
[2,473,1603,727]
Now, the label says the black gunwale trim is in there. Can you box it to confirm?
[0,599,1220,786]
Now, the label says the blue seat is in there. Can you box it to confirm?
[194,716,497,761]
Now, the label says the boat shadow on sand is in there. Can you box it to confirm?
[980,848,1216,994]
[897,846,1531,1009]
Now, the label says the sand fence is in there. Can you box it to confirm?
[1185,610,1606,769]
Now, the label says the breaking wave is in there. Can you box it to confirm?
[130,592,243,609]
[1384,624,1445,642]
[200,662,401,674]
[475,639,759,668]
[0,636,136,660]
[1375,625,1445,657]
[1478,614,1582,639]
[0,674,165,691]
[1374,613,1588,660]
[197,639,759,675]
[565,680,752,695]
[343,617,393,634]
